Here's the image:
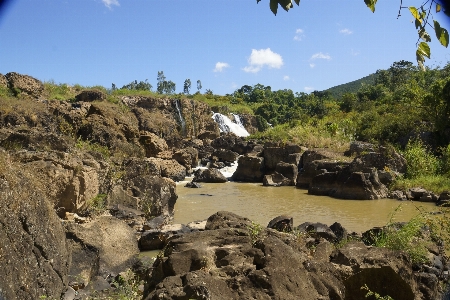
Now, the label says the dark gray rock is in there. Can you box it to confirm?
[267,215,293,232]
[232,155,265,182]
[193,168,227,183]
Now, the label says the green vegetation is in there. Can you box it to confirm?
[361,284,394,300]
[325,73,377,99]
[247,221,264,245]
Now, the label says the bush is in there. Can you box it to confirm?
[402,139,439,179]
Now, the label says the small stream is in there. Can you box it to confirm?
[174,181,436,233]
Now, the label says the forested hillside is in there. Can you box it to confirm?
[324,73,377,99]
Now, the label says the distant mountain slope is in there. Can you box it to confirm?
[324,73,377,99]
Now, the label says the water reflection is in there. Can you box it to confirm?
[174,182,437,233]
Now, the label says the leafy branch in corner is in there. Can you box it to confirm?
[257,0,449,70]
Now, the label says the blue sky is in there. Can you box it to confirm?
[0,0,449,95]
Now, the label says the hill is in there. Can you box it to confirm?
[324,73,378,99]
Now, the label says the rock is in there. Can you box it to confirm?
[389,190,408,201]
[275,162,298,186]
[262,172,290,186]
[158,159,186,181]
[139,224,191,250]
[185,181,202,188]
[297,222,337,242]
[75,90,106,102]
[332,170,389,200]
[173,147,198,169]
[193,168,227,183]
[0,176,69,300]
[0,130,71,152]
[65,216,139,277]
[267,215,293,232]
[205,211,252,230]
[108,184,139,209]
[140,132,169,157]
[0,73,7,88]
[129,175,177,220]
[63,287,76,300]
[232,155,265,182]
[330,222,348,243]
[5,72,44,97]
[332,241,417,300]
[212,148,239,162]
[210,133,238,150]
[186,220,207,231]
[344,141,375,156]
[297,159,349,188]
[263,144,302,172]
[439,191,450,201]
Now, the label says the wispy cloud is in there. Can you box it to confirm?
[351,49,360,56]
[293,28,305,41]
[214,62,230,72]
[283,75,290,81]
[304,86,314,93]
[339,28,353,35]
[243,48,283,73]
[102,0,120,9]
[311,52,331,60]
[309,63,315,68]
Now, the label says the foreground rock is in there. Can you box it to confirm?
[143,211,437,300]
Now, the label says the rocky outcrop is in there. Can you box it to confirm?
[5,72,44,97]
[144,211,430,300]
[75,90,106,102]
[263,143,303,172]
[232,155,265,182]
[192,168,228,183]
[140,132,169,157]
[0,73,7,88]
[0,165,69,300]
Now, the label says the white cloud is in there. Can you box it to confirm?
[311,52,331,60]
[351,49,360,56]
[294,28,305,41]
[214,62,230,72]
[102,0,119,9]
[243,48,283,73]
[283,75,290,81]
[339,28,353,35]
[309,63,315,68]
[304,87,314,93]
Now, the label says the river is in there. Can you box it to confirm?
[174,181,437,233]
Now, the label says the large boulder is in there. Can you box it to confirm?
[193,168,228,183]
[263,144,302,172]
[0,171,69,300]
[147,157,186,181]
[128,175,178,220]
[297,159,350,188]
[172,147,199,169]
[139,132,169,157]
[232,155,265,182]
[212,148,239,162]
[65,216,139,283]
[275,162,298,186]
[5,72,44,97]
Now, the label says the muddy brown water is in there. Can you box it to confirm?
[174,181,437,233]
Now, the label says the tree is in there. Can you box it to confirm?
[183,79,191,94]
[257,0,449,69]
[121,79,152,91]
[197,80,202,92]
[157,71,176,94]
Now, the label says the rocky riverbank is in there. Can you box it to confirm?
[0,72,449,299]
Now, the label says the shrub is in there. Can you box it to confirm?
[402,140,439,179]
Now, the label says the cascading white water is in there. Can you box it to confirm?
[212,113,249,137]
[174,99,186,134]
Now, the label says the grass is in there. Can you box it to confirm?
[250,119,352,153]
[247,221,264,245]
[391,175,450,195]
[193,93,254,115]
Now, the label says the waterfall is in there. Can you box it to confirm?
[212,113,250,137]
[174,99,186,134]
[231,113,246,129]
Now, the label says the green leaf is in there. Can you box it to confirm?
[364,0,377,13]
[434,20,449,47]
[416,51,425,71]
[279,0,293,12]
[417,42,431,58]
[409,7,422,23]
[414,19,422,30]
[270,0,278,15]
[436,3,441,13]
[419,28,431,42]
